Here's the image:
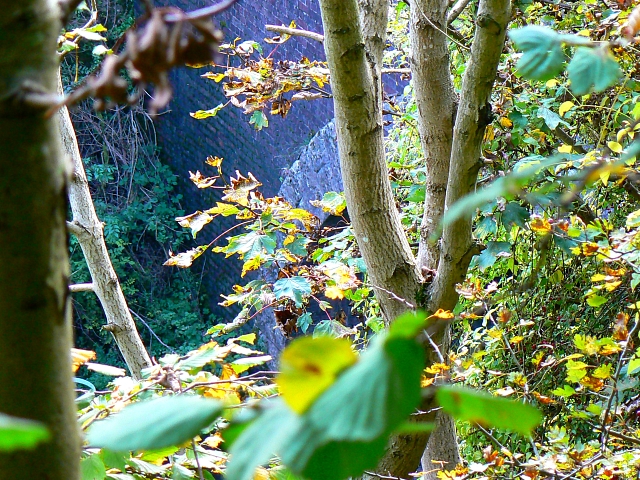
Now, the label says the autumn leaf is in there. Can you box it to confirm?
[163,246,208,268]
[428,309,455,321]
[222,171,262,206]
[529,216,552,234]
[189,170,217,188]
[175,211,214,238]
[71,348,96,373]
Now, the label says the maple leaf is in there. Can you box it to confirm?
[222,171,262,206]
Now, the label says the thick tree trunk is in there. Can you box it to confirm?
[319,0,511,477]
[319,0,422,323]
[0,1,80,478]
[59,75,152,379]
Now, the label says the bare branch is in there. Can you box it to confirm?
[69,283,95,293]
[265,24,325,43]
[447,0,473,24]
[165,0,239,22]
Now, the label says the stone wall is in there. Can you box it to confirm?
[151,0,335,316]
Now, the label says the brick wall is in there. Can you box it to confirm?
[152,0,335,316]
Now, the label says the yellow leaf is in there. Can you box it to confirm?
[325,284,345,300]
[559,101,574,117]
[499,117,513,128]
[71,348,96,373]
[483,125,495,142]
[201,433,224,448]
[202,72,226,82]
[600,169,610,186]
[529,216,552,234]
[558,144,574,153]
[428,309,455,320]
[424,363,450,375]
[607,141,623,153]
[545,79,558,88]
[277,337,357,413]
[510,335,524,345]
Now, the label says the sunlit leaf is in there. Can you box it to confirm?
[277,337,357,413]
[190,104,225,119]
[273,276,312,307]
[0,414,50,451]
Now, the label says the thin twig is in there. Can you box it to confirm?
[165,0,240,22]
[367,283,416,309]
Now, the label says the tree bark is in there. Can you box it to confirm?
[59,74,152,379]
[421,1,511,477]
[319,0,423,324]
[411,0,456,272]
[319,0,511,477]
[0,0,80,478]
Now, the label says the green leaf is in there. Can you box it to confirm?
[286,336,424,480]
[296,312,313,333]
[628,357,640,375]
[567,47,621,96]
[273,276,312,307]
[537,106,568,130]
[87,396,223,451]
[249,111,269,130]
[405,185,426,203]
[501,202,530,230]
[81,453,106,480]
[587,294,607,308]
[473,241,512,272]
[509,26,565,81]
[551,385,576,398]
[226,401,301,480]
[278,336,357,414]
[436,386,543,436]
[0,413,49,451]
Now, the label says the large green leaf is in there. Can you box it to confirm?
[0,413,50,451]
[273,276,312,307]
[81,453,106,480]
[567,46,621,96]
[87,396,222,451]
[286,336,423,480]
[436,386,542,436]
[509,26,565,81]
[226,311,427,480]
[225,401,301,480]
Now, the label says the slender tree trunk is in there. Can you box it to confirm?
[319,0,422,324]
[59,75,153,379]
[411,0,456,272]
[0,1,80,478]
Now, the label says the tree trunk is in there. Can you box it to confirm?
[411,0,456,272]
[319,0,512,476]
[58,75,152,379]
[0,1,80,478]
[319,0,422,324]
